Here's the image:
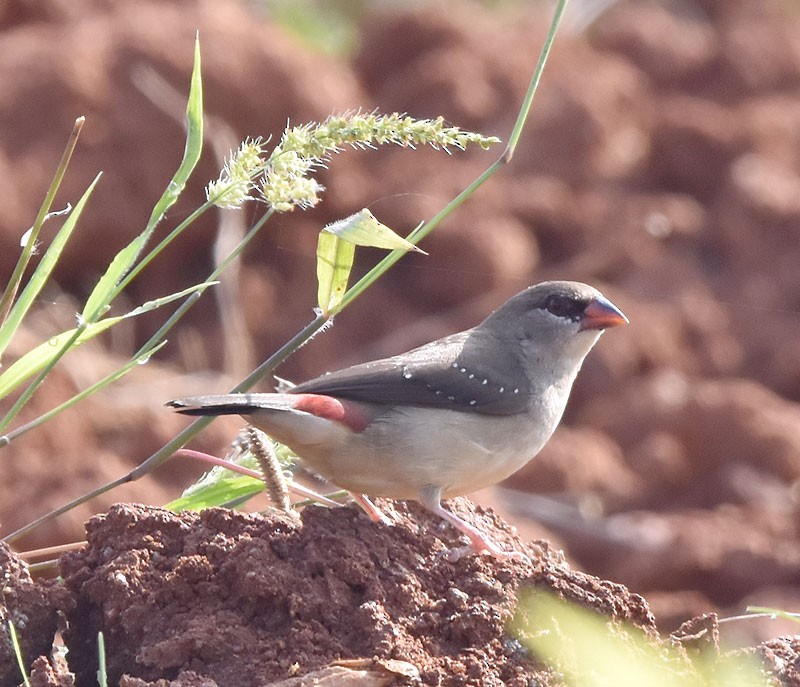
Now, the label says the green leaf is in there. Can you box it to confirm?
[0,174,101,359]
[316,209,426,315]
[81,37,204,322]
[316,230,355,315]
[0,318,123,398]
[144,35,204,231]
[165,474,264,511]
[0,117,86,341]
[324,209,426,253]
[0,342,169,446]
[79,242,133,322]
[124,281,218,318]
[0,283,213,399]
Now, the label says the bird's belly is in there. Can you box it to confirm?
[296,406,557,500]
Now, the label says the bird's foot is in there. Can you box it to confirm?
[440,538,531,564]
[418,486,530,563]
[349,491,394,526]
[478,542,531,564]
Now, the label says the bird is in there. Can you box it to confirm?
[168,281,627,559]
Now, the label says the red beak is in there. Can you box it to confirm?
[580,296,628,331]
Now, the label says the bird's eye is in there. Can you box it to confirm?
[544,293,584,321]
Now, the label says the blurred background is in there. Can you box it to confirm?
[1,0,799,642]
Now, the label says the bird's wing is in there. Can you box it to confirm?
[292,330,530,416]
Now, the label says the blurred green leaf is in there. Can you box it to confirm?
[514,591,770,687]
[746,606,800,625]
[265,0,365,56]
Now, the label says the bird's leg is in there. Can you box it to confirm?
[348,491,393,525]
[419,485,529,562]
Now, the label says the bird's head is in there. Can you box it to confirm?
[480,281,628,368]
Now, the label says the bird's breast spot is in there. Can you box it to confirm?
[291,394,370,433]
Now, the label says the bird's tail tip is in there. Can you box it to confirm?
[165,396,247,416]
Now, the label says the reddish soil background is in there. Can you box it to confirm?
[2,0,800,684]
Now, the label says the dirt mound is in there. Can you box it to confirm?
[3,502,797,686]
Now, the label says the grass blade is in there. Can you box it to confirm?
[97,631,107,687]
[0,173,101,359]
[0,318,122,399]
[8,621,31,687]
[0,117,85,333]
[81,37,203,322]
[0,341,167,446]
[0,283,212,426]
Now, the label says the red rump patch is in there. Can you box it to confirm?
[291,394,370,433]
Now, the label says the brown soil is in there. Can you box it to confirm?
[8,501,790,687]
[2,0,800,684]
[58,501,655,687]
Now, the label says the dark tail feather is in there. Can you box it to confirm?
[166,395,262,417]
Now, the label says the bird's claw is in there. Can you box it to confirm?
[349,491,395,525]
[439,541,531,564]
